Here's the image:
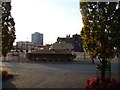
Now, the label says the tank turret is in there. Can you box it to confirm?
[49,41,74,50]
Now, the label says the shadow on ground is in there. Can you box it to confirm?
[2,77,16,88]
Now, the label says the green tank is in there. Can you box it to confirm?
[26,42,76,62]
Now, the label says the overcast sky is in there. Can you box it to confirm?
[11,0,83,45]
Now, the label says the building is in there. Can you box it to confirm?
[32,32,43,45]
[72,34,83,52]
[16,41,33,50]
[57,34,83,52]
[57,35,73,44]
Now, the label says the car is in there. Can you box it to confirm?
[12,50,19,56]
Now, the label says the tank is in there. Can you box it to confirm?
[26,42,76,62]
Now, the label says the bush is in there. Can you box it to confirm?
[1,70,8,78]
[0,70,13,80]
[85,77,120,89]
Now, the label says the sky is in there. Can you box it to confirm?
[11,0,83,45]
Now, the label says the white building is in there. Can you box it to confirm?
[16,41,33,49]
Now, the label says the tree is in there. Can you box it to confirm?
[80,1,120,81]
[1,1,16,57]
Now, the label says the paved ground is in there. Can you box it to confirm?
[2,62,96,88]
[1,52,119,88]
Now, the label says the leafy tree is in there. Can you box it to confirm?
[110,2,120,55]
[1,1,16,57]
[80,1,120,81]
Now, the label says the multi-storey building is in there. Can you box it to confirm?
[16,41,33,49]
[32,32,43,45]
[57,34,83,52]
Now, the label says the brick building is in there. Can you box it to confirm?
[57,34,83,52]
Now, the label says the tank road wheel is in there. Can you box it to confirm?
[26,53,31,60]
[37,56,42,61]
[56,56,62,62]
[59,55,64,62]
[38,55,44,61]
[53,56,58,62]
[44,55,49,61]
[34,56,37,61]
[30,56,35,61]
[48,55,54,62]
[35,56,39,61]
[68,55,74,61]
[51,55,56,62]
[42,55,47,61]
[63,56,68,62]
[48,56,52,61]
[45,56,49,62]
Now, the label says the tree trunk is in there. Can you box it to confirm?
[101,64,106,82]
[3,56,6,61]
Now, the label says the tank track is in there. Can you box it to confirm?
[26,53,76,62]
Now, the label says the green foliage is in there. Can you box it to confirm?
[80,1,120,82]
[80,2,120,62]
[1,2,16,57]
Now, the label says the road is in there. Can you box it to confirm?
[1,52,119,88]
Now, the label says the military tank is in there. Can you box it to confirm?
[26,42,76,62]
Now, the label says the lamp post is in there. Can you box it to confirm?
[26,38,29,53]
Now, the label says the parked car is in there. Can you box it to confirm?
[12,50,19,56]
